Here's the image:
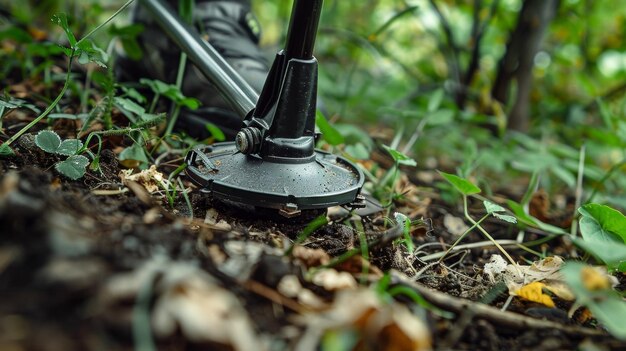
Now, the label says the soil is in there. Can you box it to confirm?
[1,135,625,351]
[1,59,624,351]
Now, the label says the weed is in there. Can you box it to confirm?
[0,0,135,157]
[438,171,520,271]
[573,203,626,272]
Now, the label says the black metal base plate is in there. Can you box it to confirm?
[184,142,364,211]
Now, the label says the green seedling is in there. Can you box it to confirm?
[374,144,416,208]
[0,0,135,157]
[393,212,415,253]
[315,110,344,146]
[139,78,200,137]
[35,130,90,180]
[438,171,519,271]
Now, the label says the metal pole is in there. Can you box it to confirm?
[284,0,324,60]
[139,0,259,118]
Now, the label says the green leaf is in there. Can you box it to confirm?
[562,262,626,340]
[120,86,147,104]
[428,88,444,113]
[48,113,79,120]
[344,143,370,160]
[382,144,416,166]
[55,155,90,180]
[35,130,61,153]
[109,24,144,60]
[115,97,146,116]
[57,139,84,156]
[205,122,226,142]
[315,110,344,146]
[579,204,626,243]
[426,109,455,126]
[0,144,15,157]
[572,237,626,270]
[0,97,41,114]
[179,97,200,110]
[119,143,149,164]
[493,213,517,224]
[51,13,77,47]
[507,200,567,235]
[484,201,506,214]
[76,40,108,67]
[140,78,172,95]
[438,171,481,195]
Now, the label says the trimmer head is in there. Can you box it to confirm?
[185,143,364,216]
[184,0,365,216]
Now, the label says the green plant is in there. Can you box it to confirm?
[574,203,626,272]
[438,171,519,269]
[561,261,626,340]
[35,130,91,180]
[139,78,200,137]
[393,212,415,253]
[375,144,416,206]
[0,0,135,157]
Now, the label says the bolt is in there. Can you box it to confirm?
[235,127,262,154]
[348,194,367,209]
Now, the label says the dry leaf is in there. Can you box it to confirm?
[292,246,330,267]
[119,165,169,193]
[484,255,576,303]
[514,282,555,308]
[311,268,358,291]
[483,255,508,283]
[151,262,263,350]
[99,258,263,350]
[297,288,431,351]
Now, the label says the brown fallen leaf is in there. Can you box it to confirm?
[297,288,431,351]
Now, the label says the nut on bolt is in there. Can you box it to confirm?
[236,127,262,154]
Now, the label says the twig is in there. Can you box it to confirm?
[419,239,519,261]
[392,272,608,337]
[242,280,307,314]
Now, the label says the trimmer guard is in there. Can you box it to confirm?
[185,143,365,213]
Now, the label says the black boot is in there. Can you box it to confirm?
[116,0,269,139]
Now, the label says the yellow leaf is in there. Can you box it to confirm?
[515,282,555,308]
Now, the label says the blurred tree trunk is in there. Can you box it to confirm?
[492,0,559,132]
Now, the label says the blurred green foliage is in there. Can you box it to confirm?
[257,0,626,209]
[2,0,626,209]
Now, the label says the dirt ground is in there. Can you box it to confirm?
[1,128,625,351]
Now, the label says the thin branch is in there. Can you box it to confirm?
[392,272,609,338]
